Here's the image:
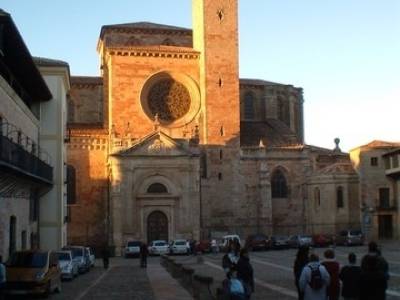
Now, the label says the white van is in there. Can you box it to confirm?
[220,234,241,251]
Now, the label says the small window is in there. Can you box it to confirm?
[314,187,320,210]
[219,149,223,160]
[218,173,223,181]
[337,186,344,208]
[21,231,27,250]
[370,157,378,166]
[147,183,168,193]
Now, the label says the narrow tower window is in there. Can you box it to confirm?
[217,9,224,22]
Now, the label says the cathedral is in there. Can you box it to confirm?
[67,0,360,254]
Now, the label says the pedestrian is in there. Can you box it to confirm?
[299,253,330,300]
[237,248,254,299]
[360,241,389,300]
[294,245,309,300]
[101,244,110,269]
[190,239,196,255]
[222,240,240,274]
[140,242,148,268]
[222,268,246,300]
[211,239,218,254]
[339,252,361,300]
[321,249,340,300]
[0,255,5,300]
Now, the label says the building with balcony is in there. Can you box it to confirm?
[0,9,53,259]
[350,140,400,240]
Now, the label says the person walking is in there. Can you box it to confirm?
[101,245,110,269]
[339,252,361,300]
[222,240,240,274]
[321,249,340,300]
[360,242,389,300]
[140,242,148,268]
[0,255,5,300]
[237,248,254,299]
[299,253,330,300]
[294,246,310,300]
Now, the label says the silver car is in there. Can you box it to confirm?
[148,240,169,256]
[56,250,78,280]
[170,240,190,255]
[62,246,89,273]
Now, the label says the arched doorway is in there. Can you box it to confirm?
[147,211,168,242]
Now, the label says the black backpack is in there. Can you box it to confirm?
[308,265,324,290]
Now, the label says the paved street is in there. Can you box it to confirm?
[5,242,400,299]
[174,242,400,300]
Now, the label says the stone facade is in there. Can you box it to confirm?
[67,0,361,253]
[350,141,400,240]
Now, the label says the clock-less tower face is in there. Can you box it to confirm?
[140,72,201,128]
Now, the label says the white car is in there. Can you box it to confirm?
[148,240,169,255]
[170,239,190,255]
[124,241,142,258]
[56,250,78,280]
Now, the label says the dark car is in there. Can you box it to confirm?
[312,234,333,247]
[195,240,211,253]
[270,235,290,249]
[288,235,314,248]
[245,234,271,251]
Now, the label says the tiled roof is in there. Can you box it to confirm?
[71,76,103,85]
[240,119,300,147]
[33,56,69,67]
[352,140,400,151]
[240,78,284,86]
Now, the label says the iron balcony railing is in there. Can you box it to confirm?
[0,119,53,184]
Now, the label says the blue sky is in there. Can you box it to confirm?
[2,1,399,151]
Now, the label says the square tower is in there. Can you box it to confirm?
[193,0,240,146]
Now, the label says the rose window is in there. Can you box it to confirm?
[148,79,191,123]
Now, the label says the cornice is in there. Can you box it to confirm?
[105,27,192,37]
[106,46,200,60]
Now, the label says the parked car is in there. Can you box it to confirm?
[335,229,364,246]
[56,250,78,280]
[312,234,334,247]
[124,241,142,258]
[86,247,95,267]
[62,246,90,273]
[220,234,241,252]
[5,250,62,296]
[270,235,290,249]
[288,235,314,248]
[245,234,271,251]
[148,240,170,255]
[170,239,190,255]
[195,240,212,253]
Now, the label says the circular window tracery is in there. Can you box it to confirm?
[147,79,191,123]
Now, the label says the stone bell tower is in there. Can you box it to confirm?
[192,0,240,146]
[193,0,244,235]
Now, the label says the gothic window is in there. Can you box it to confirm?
[244,92,255,119]
[314,187,321,210]
[271,169,288,198]
[147,183,168,194]
[336,186,344,208]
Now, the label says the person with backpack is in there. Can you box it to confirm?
[359,242,389,300]
[237,248,254,299]
[321,249,340,300]
[294,245,310,300]
[339,252,361,300]
[299,253,330,300]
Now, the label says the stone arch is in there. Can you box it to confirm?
[147,182,168,193]
[136,173,180,197]
[271,166,289,198]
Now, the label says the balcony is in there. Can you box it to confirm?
[0,120,53,184]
